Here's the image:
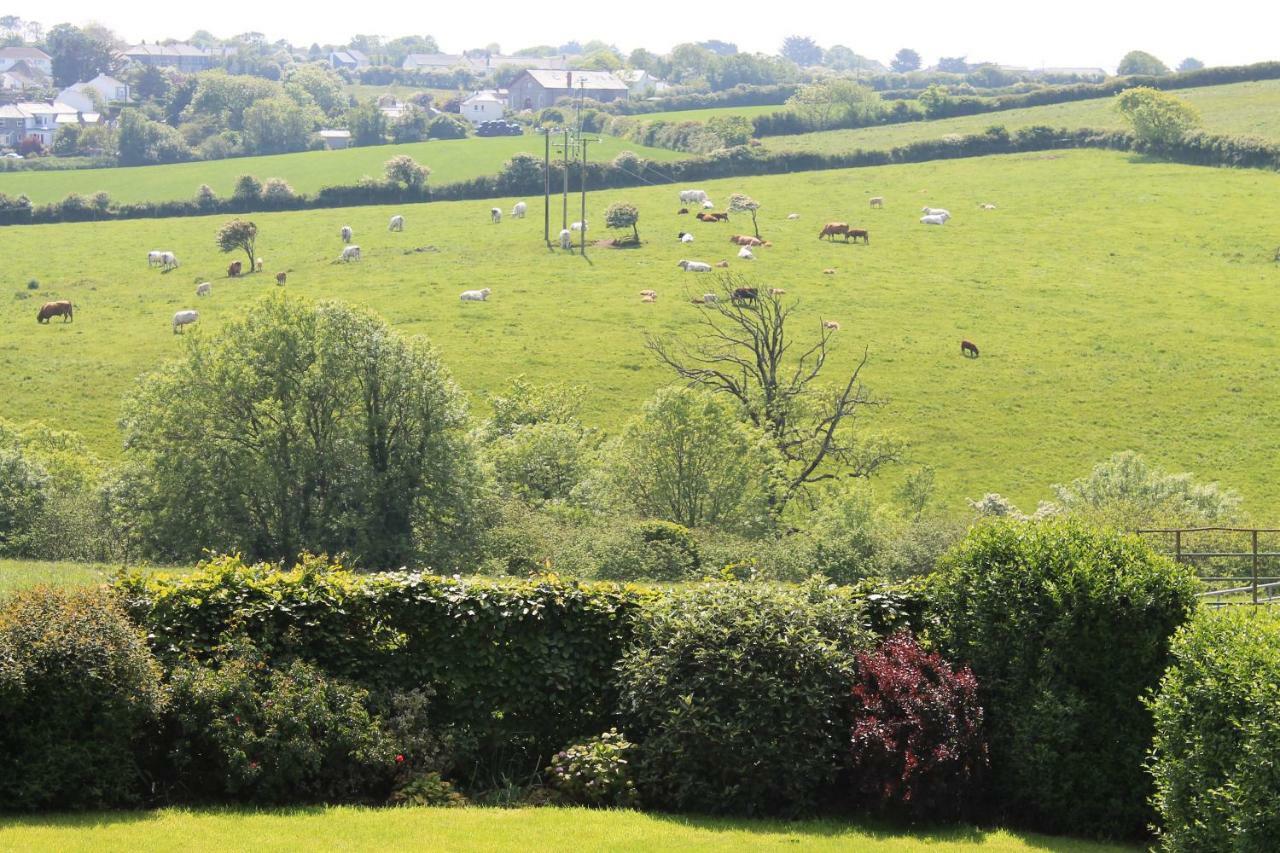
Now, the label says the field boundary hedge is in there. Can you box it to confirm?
[3,125,1279,227]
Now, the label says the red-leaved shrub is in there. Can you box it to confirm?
[849,632,987,821]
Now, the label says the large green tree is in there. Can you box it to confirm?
[1117,50,1170,76]
[45,23,117,87]
[1115,86,1200,146]
[119,296,481,568]
[779,35,823,67]
[891,48,921,73]
[241,96,319,154]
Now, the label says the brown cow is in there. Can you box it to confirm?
[677,207,690,215]
[849,228,870,244]
[819,223,850,242]
[36,300,73,323]
[730,235,764,246]
[697,212,729,222]
[276,272,287,286]
[228,260,243,277]
[961,340,980,358]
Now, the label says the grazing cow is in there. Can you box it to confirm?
[491,207,502,224]
[172,309,198,334]
[36,300,73,323]
[823,320,841,331]
[714,260,730,268]
[737,246,755,260]
[276,272,287,286]
[768,288,786,296]
[341,225,353,243]
[159,252,179,271]
[147,250,164,267]
[869,197,884,209]
[961,339,980,358]
[559,228,572,249]
[731,287,758,303]
[254,257,264,272]
[679,189,709,205]
[512,201,527,218]
[677,260,711,272]
[460,288,491,301]
[389,214,405,232]
[730,235,763,246]
[195,282,212,297]
[677,207,690,215]
[920,214,947,226]
[571,220,587,232]
[227,260,243,277]
[639,289,657,298]
[679,232,694,243]
[819,223,850,242]
[696,212,729,223]
[786,213,800,220]
[340,245,361,262]
[849,229,869,244]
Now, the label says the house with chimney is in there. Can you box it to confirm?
[506,69,627,111]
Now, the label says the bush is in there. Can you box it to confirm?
[595,519,703,582]
[617,582,870,815]
[165,649,398,804]
[930,520,1200,837]
[0,587,165,810]
[390,772,467,807]
[427,114,469,140]
[232,174,263,202]
[260,177,296,205]
[1148,610,1280,851]
[546,729,639,807]
[849,633,987,821]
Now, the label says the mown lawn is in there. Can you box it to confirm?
[0,134,683,206]
[2,149,1278,513]
[0,806,1135,852]
[764,79,1280,154]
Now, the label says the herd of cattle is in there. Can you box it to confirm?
[31,188,991,356]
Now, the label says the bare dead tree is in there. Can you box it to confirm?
[646,273,903,509]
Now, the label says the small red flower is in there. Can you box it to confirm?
[395,754,405,764]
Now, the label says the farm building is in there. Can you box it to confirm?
[0,46,51,76]
[58,75,132,112]
[330,49,371,70]
[507,70,628,111]
[318,129,352,150]
[402,53,571,73]
[461,90,507,124]
[120,43,228,72]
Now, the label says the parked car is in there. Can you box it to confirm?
[476,120,523,137]
[1,152,23,159]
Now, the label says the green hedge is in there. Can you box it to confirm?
[930,520,1200,838]
[1148,609,1280,851]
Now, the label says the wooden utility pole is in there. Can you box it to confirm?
[543,128,551,244]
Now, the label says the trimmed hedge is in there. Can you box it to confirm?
[930,520,1200,838]
[1148,609,1280,851]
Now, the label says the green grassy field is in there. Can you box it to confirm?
[0,806,1133,852]
[764,79,1280,154]
[0,134,683,206]
[0,559,186,595]
[2,149,1278,514]
[620,103,788,123]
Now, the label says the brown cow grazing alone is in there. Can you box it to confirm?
[276,272,287,286]
[36,300,73,323]
[819,223,850,241]
[228,260,243,277]
[849,228,869,244]
[697,212,729,222]
[731,287,758,303]
[961,340,980,358]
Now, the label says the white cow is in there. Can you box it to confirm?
[678,260,712,272]
[491,207,502,224]
[737,246,755,260]
[920,214,948,226]
[679,232,694,243]
[558,228,572,249]
[702,292,719,304]
[460,288,491,301]
[341,225,353,243]
[159,252,179,271]
[570,220,587,232]
[195,282,212,297]
[340,245,361,261]
[786,213,800,220]
[979,203,997,210]
[254,257,264,272]
[147,250,165,268]
[679,189,709,205]
[512,201,527,218]
[172,309,198,333]
[922,207,951,219]
[388,215,405,232]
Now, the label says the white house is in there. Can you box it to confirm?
[0,46,52,76]
[58,74,132,113]
[0,101,100,149]
[616,69,671,98]
[460,90,507,124]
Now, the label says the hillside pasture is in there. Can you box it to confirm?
[764,79,1280,154]
[2,149,1278,513]
[0,134,683,206]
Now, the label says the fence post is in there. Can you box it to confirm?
[1253,529,1260,606]
[1175,530,1182,564]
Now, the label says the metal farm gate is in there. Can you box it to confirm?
[1136,527,1280,606]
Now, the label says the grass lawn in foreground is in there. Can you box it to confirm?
[0,806,1136,852]
[0,134,683,206]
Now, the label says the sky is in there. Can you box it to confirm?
[16,1,1280,71]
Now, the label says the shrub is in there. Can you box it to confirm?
[603,201,640,242]
[1116,87,1201,147]
[165,649,398,804]
[849,633,987,821]
[427,114,469,140]
[232,174,263,202]
[546,729,639,807]
[930,520,1200,837]
[618,582,870,815]
[0,587,165,810]
[0,444,49,555]
[261,177,296,204]
[390,772,467,807]
[1147,609,1280,851]
[595,519,703,582]
[487,421,596,503]
[384,154,430,190]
